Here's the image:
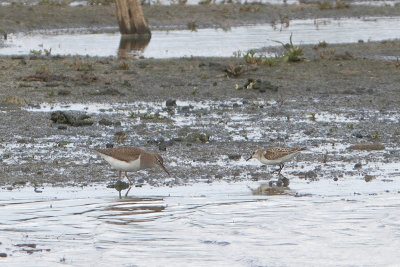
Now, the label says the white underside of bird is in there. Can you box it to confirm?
[98,153,142,172]
[258,151,301,165]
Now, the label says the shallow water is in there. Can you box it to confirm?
[1,16,400,57]
[1,180,400,266]
[2,98,400,265]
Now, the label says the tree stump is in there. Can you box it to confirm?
[115,0,151,36]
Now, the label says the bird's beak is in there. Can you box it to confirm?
[246,155,252,161]
[160,163,170,175]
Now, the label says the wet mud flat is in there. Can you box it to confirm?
[0,39,400,187]
[1,38,400,265]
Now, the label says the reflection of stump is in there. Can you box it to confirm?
[115,0,151,35]
[118,35,151,58]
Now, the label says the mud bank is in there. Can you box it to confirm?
[0,38,400,186]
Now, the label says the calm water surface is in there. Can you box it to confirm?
[1,180,400,266]
[1,17,400,57]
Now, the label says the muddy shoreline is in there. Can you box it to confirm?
[1,39,400,187]
[0,3,400,188]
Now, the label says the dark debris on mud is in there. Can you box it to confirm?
[0,39,400,187]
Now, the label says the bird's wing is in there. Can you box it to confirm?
[93,147,142,162]
[263,147,292,160]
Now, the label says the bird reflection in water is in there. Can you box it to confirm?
[249,175,294,196]
[98,196,166,225]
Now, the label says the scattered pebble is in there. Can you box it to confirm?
[57,90,71,96]
[352,131,363,138]
[242,78,278,92]
[228,154,241,161]
[57,125,67,130]
[354,162,362,169]
[106,143,114,148]
[166,99,177,107]
[365,175,375,182]
[51,111,94,127]
[98,118,113,126]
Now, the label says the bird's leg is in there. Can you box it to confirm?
[271,164,283,174]
[118,171,122,181]
[125,185,132,198]
[278,163,284,175]
[124,171,134,185]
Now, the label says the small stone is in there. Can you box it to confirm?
[215,174,223,180]
[228,154,241,161]
[185,133,210,143]
[354,162,362,169]
[0,253,7,257]
[333,177,338,181]
[51,111,93,126]
[98,118,113,126]
[12,181,27,186]
[158,141,167,151]
[242,78,278,92]
[57,125,67,130]
[58,90,71,96]
[166,99,177,107]
[304,170,317,179]
[364,175,375,182]
[352,131,363,138]
[106,143,114,148]
[72,116,94,127]
[51,111,71,124]
[180,106,191,112]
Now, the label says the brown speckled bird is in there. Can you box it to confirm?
[93,147,169,184]
[247,147,304,174]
